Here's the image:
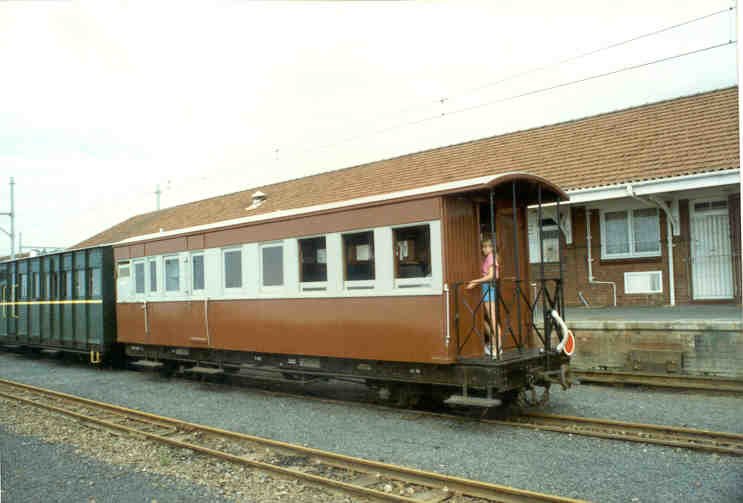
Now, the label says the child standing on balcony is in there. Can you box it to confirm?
[466,239,501,358]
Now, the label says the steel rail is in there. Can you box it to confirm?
[572,370,743,394]
[504,412,743,456]
[0,378,585,503]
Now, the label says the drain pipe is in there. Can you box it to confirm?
[585,207,617,306]
[625,187,677,306]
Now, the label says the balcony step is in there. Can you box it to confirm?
[186,365,224,375]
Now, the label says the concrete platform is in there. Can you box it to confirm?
[560,305,743,379]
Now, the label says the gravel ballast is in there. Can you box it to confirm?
[1,352,742,502]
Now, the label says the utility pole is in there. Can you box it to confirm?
[0,177,15,259]
[155,184,161,210]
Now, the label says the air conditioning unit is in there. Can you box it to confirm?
[624,271,663,294]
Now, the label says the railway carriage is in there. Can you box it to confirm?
[0,246,118,361]
[114,172,574,406]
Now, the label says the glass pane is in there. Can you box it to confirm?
[20,274,27,298]
[33,273,40,298]
[394,225,431,279]
[118,264,130,278]
[224,250,242,288]
[604,211,629,255]
[149,261,157,291]
[262,246,284,286]
[65,271,73,299]
[192,255,205,290]
[165,258,180,292]
[76,270,86,298]
[299,237,327,282]
[90,269,102,298]
[134,263,145,293]
[343,231,375,281]
[633,208,660,253]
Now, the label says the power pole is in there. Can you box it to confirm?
[0,177,15,259]
[155,184,161,210]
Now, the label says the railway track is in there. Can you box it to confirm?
[572,370,743,393]
[501,413,743,456]
[0,378,584,503]
[207,377,743,457]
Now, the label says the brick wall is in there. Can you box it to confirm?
[528,196,741,307]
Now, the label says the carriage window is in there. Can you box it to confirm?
[299,237,327,283]
[32,272,40,299]
[343,231,375,281]
[76,270,86,298]
[192,254,205,291]
[224,249,242,289]
[261,244,284,287]
[394,225,431,279]
[134,262,145,293]
[50,272,58,299]
[63,271,73,299]
[118,263,130,278]
[149,260,158,292]
[19,274,28,299]
[89,268,102,299]
[165,257,180,292]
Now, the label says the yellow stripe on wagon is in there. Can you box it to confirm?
[0,300,103,306]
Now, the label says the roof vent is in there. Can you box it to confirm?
[246,190,267,210]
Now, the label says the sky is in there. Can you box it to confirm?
[0,0,738,255]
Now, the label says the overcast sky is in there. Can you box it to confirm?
[0,0,738,255]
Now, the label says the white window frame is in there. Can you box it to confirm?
[259,241,285,292]
[163,255,181,294]
[148,258,159,294]
[341,228,376,291]
[600,207,661,260]
[624,271,663,294]
[190,252,206,296]
[222,247,244,292]
[392,222,433,289]
[132,259,146,296]
[298,234,329,293]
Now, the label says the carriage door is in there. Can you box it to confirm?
[690,199,733,300]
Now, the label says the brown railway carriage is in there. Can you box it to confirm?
[115,172,572,405]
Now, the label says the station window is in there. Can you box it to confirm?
[223,249,242,289]
[299,237,327,283]
[393,225,431,279]
[261,244,284,287]
[134,262,145,294]
[165,257,180,292]
[192,254,205,291]
[149,260,158,292]
[343,231,375,281]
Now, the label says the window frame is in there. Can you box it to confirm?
[133,260,146,295]
[222,247,243,291]
[342,229,376,289]
[148,258,158,294]
[600,207,661,260]
[163,255,181,293]
[392,223,433,288]
[259,242,285,291]
[191,252,206,294]
[298,235,328,292]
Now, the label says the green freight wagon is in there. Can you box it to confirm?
[0,246,117,363]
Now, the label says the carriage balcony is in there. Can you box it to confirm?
[441,173,572,365]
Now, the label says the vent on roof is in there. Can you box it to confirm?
[246,190,267,211]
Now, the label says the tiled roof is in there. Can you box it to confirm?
[75,86,739,249]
